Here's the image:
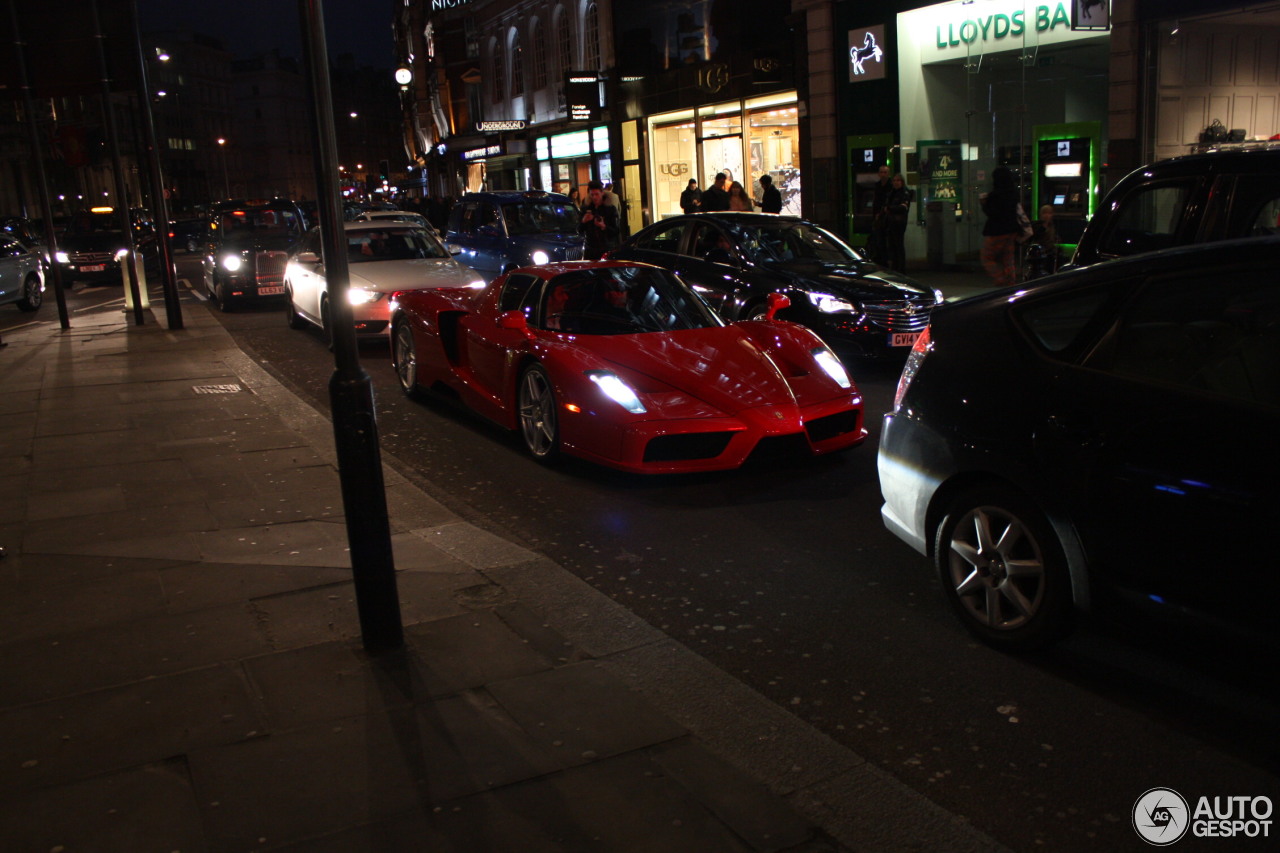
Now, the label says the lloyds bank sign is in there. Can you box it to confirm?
[919,1,1101,60]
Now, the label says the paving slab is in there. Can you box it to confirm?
[0,566,167,644]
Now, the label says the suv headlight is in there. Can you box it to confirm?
[55,251,69,264]
[531,249,550,266]
[806,291,857,314]
[347,289,384,306]
[221,254,243,272]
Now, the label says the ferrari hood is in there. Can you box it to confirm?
[582,325,805,415]
[349,258,481,293]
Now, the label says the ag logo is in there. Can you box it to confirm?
[1133,788,1190,845]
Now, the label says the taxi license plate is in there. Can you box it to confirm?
[83,264,106,273]
[890,332,921,347]
[258,286,284,295]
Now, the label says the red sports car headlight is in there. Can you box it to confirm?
[586,370,647,414]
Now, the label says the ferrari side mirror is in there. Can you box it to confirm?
[764,291,791,320]
[497,310,528,331]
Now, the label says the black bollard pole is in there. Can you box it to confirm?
[296,0,403,652]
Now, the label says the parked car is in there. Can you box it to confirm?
[1071,145,1280,267]
[0,233,45,312]
[878,237,1280,651]
[353,210,436,233]
[284,221,483,338]
[53,207,157,285]
[167,218,206,253]
[389,261,867,473]
[444,190,584,281]
[200,198,306,311]
[609,212,943,361]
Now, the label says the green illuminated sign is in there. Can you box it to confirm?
[934,2,1072,50]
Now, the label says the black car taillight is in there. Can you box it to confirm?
[892,325,932,412]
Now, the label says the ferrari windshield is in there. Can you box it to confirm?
[347,227,451,262]
[501,199,581,236]
[735,221,863,265]
[542,266,722,335]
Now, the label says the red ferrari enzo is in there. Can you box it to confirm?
[388,261,867,474]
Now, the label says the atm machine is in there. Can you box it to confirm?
[846,135,893,249]
[1033,123,1102,248]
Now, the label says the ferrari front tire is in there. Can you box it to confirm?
[393,322,424,400]
[517,364,560,462]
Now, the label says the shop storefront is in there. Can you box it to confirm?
[645,91,802,219]
[534,125,611,203]
[895,0,1111,264]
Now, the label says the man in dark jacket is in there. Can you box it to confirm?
[579,180,620,260]
[700,172,731,212]
[758,174,782,214]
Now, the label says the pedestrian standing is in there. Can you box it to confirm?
[701,172,731,212]
[579,180,620,260]
[680,179,702,214]
[980,166,1022,287]
[885,173,913,273]
[758,174,782,214]
[728,181,753,211]
[869,164,892,263]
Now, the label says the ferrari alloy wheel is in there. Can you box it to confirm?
[393,322,423,400]
[934,485,1072,651]
[517,364,560,461]
[17,274,42,312]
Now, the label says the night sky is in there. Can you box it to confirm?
[136,0,396,69]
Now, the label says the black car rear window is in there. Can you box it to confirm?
[1012,285,1116,356]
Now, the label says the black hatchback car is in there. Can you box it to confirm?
[445,190,584,281]
[878,237,1279,651]
[200,199,306,310]
[610,212,942,361]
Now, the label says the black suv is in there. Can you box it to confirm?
[444,190,584,281]
[54,208,158,284]
[200,199,306,310]
[1072,146,1280,267]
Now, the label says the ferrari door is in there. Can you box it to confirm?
[453,273,543,423]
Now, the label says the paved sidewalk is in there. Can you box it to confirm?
[0,297,1008,852]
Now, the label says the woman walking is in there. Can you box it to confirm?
[980,166,1022,287]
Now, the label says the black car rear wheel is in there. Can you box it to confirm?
[17,274,42,312]
[934,485,1073,651]
[517,364,560,462]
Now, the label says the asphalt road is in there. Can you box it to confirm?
[14,262,1279,852]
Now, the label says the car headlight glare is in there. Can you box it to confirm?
[55,251,69,264]
[115,248,130,261]
[347,288,383,306]
[221,254,243,272]
[531,250,550,266]
[812,347,852,389]
[587,370,646,414]
[807,291,857,313]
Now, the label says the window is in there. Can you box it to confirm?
[511,30,524,97]
[1097,182,1195,258]
[491,38,504,103]
[634,222,687,255]
[1013,286,1115,355]
[531,20,548,90]
[1089,268,1279,407]
[584,2,600,71]
[557,7,573,76]
[499,273,542,315]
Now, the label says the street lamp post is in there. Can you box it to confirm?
[217,137,230,199]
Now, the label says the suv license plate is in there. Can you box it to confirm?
[258,286,284,295]
[890,332,921,347]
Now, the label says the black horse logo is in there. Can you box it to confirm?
[1078,0,1106,22]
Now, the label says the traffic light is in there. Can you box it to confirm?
[378,160,389,181]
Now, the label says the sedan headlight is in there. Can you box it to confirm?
[114,248,130,261]
[586,370,647,414]
[806,291,857,314]
[347,289,384,306]
[54,251,69,264]
[221,254,243,272]
[531,250,551,266]
[812,347,852,389]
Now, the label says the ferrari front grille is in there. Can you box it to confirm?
[643,432,733,462]
[805,410,861,443]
